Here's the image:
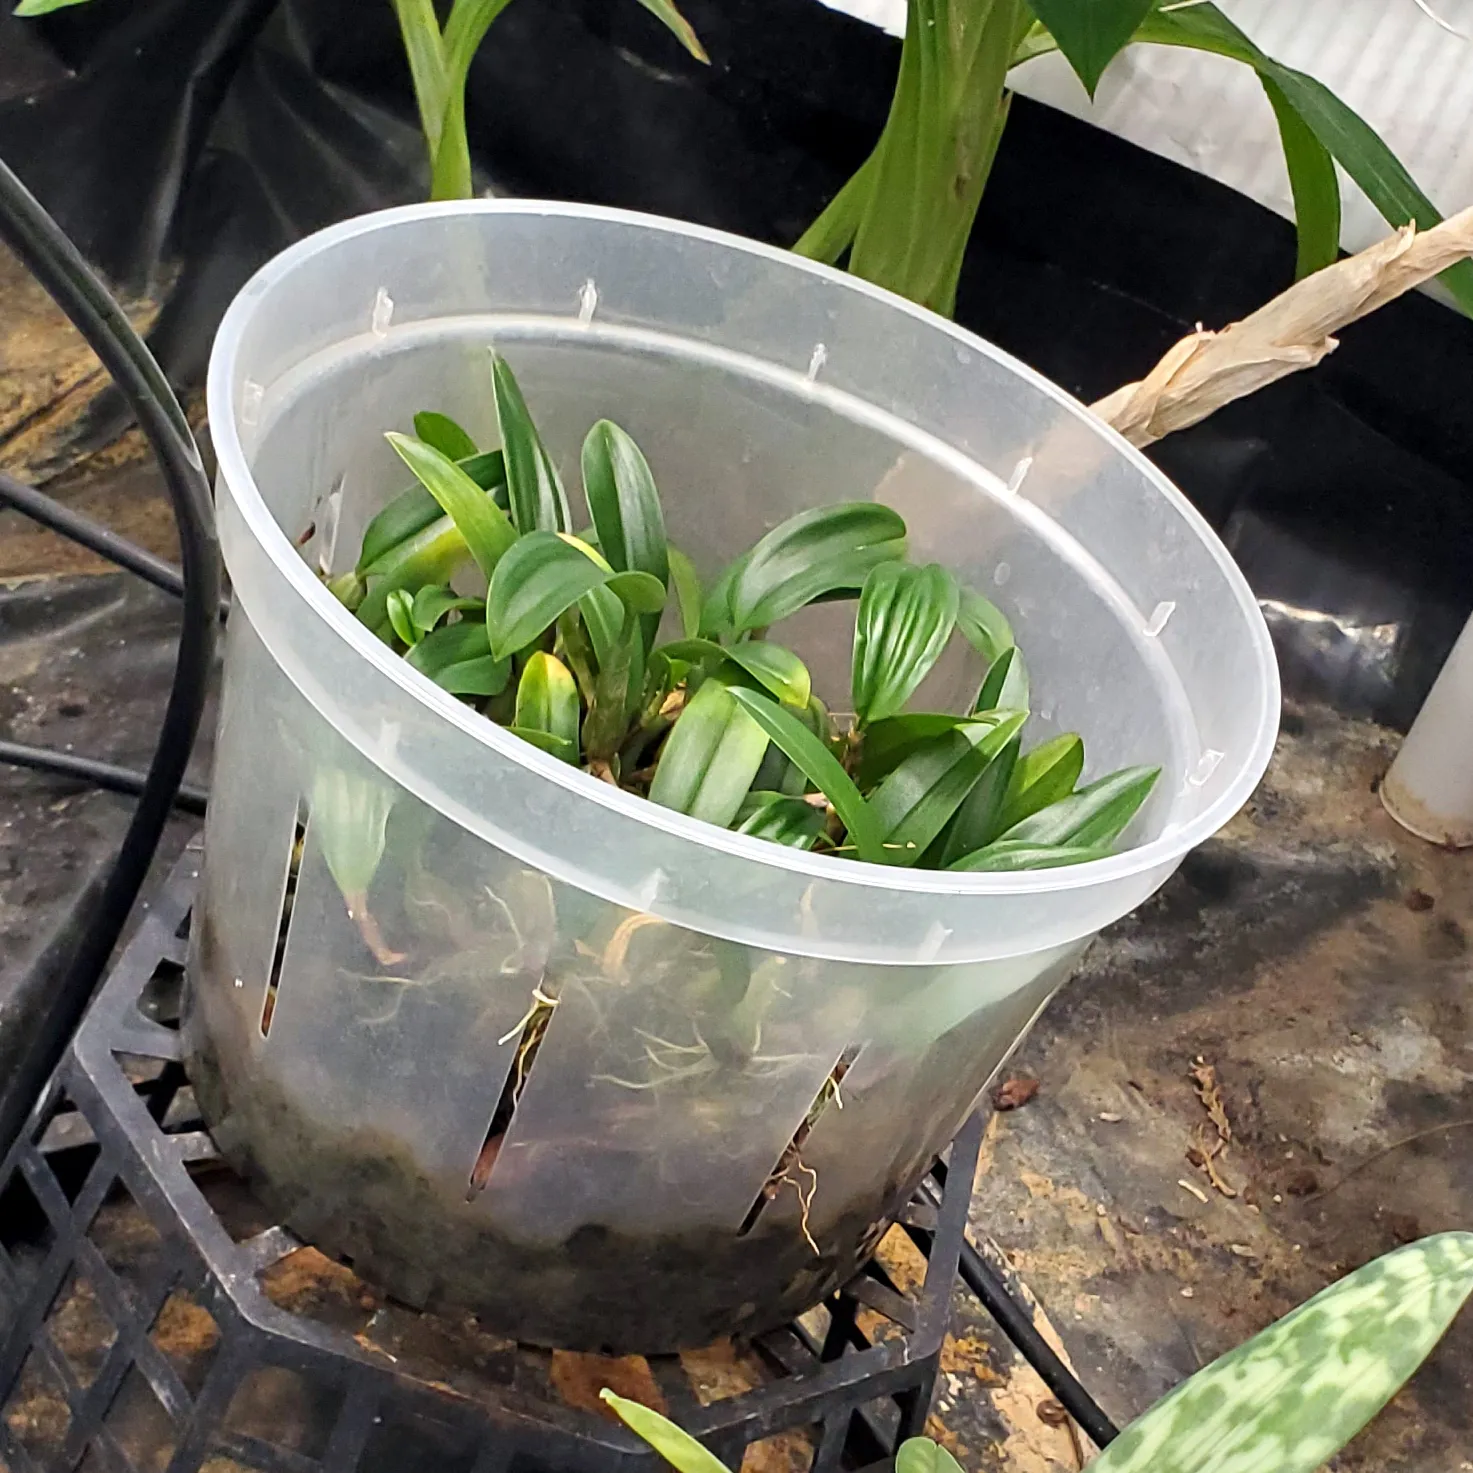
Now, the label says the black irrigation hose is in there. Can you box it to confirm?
[0,156,220,1159]
[0,740,208,816]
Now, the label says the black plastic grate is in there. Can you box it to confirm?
[0,844,980,1473]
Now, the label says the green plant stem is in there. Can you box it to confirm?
[391,0,450,163]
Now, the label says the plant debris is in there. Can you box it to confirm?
[992,1077,1040,1112]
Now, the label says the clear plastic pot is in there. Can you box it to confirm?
[193,201,1278,1351]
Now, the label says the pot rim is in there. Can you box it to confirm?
[208,198,1280,901]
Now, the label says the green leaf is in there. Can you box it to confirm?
[357,449,505,574]
[584,606,646,761]
[486,532,612,661]
[514,653,581,762]
[649,678,770,828]
[727,687,884,864]
[935,731,1022,865]
[385,432,517,582]
[857,710,1020,790]
[356,516,467,633]
[698,553,746,639]
[867,719,1024,867]
[600,1389,731,1473]
[606,570,669,616]
[726,503,907,635]
[659,639,812,709]
[405,620,511,697]
[975,644,1030,715]
[1025,0,1154,97]
[667,545,703,639]
[1089,1233,1473,1473]
[14,0,95,13]
[311,768,395,904]
[385,589,419,646]
[579,583,626,671]
[995,732,1084,833]
[1131,4,1473,314]
[506,726,578,763]
[948,840,1110,872]
[1262,75,1341,278]
[956,587,1014,665]
[852,562,960,726]
[412,411,479,461]
[491,350,570,533]
[581,421,670,579]
[736,793,828,850]
[896,1439,967,1473]
[411,584,484,633]
[632,0,710,62]
[996,764,1159,849]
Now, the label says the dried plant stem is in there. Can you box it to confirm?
[1092,206,1473,448]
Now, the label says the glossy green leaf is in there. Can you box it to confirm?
[726,503,907,634]
[514,653,581,762]
[995,732,1084,833]
[753,694,829,796]
[867,718,1024,867]
[947,840,1110,872]
[857,710,1019,791]
[356,516,467,633]
[385,432,517,581]
[736,793,828,850]
[411,584,484,633]
[581,420,670,587]
[633,0,709,62]
[895,1438,966,1473]
[405,619,511,697]
[412,411,479,461]
[385,589,419,646]
[485,532,616,661]
[698,553,746,638]
[491,350,570,533]
[667,545,703,639]
[727,687,884,864]
[934,730,1022,865]
[1025,0,1153,97]
[1262,75,1342,278]
[14,0,95,13]
[975,644,1029,715]
[357,449,505,573]
[606,570,669,616]
[996,764,1159,849]
[659,639,812,709]
[1088,1233,1473,1473]
[506,726,578,763]
[579,583,626,671]
[1131,4,1473,314]
[600,1390,730,1473]
[852,562,960,726]
[649,678,770,827]
[584,606,646,761]
[955,587,1014,665]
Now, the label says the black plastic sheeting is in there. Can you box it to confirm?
[3,0,1473,730]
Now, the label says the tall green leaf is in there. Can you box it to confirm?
[357,449,504,573]
[726,503,907,635]
[995,732,1083,833]
[1025,0,1154,97]
[975,644,1029,714]
[649,678,770,828]
[1131,3,1473,312]
[413,411,479,461]
[852,562,960,726]
[632,0,710,62]
[995,763,1160,849]
[600,1390,730,1473]
[485,532,613,661]
[385,432,517,581]
[1087,1233,1473,1473]
[727,688,884,864]
[491,351,571,533]
[514,653,581,762]
[948,840,1109,872]
[857,709,1021,790]
[934,729,1021,865]
[1262,75,1342,278]
[667,545,704,639]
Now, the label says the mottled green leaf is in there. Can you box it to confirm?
[385,432,516,581]
[600,1389,730,1473]
[995,732,1084,833]
[725,502,907,634]
[727,687,883,863]
[934,730,1021,865]
[947,840,1109,873]
[1088,1233,1473,1473]
[997,764,1160,849]
[857,710,1018,791]
[485,532,612,661]
[852,562,959,726]
[581,421,669,579]
[413,410,479,461]
[736,793,828,850]
[649,678,770,827]
[491,350,570,532]
[514,652,581,762]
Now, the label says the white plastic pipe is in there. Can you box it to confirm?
[1382,611,1473,847]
